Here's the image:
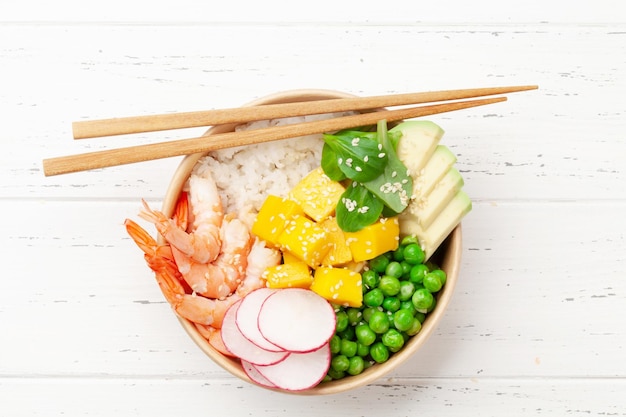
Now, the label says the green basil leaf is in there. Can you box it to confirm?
[336,182,384,232]
[363,120,413,213]
[321,142,346,181]
[323,132,387,183]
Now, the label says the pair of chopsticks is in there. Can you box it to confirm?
[42,85,537,176]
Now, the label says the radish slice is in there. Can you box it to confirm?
[254,343,331,391]
[221,300,289,366]
[258,288,336,353]
[235,288,283,352]
[241,360,278,389]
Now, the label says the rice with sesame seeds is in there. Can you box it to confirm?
[189,113,353,227]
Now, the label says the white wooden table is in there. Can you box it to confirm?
[2,1,625,415]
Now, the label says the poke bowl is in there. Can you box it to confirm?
[128,89,465,395]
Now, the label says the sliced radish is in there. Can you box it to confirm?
[258,288,336,353]
[235,288,283,352]
[254,343,331,391]
[241,360,278,389]
[220,299,289,366]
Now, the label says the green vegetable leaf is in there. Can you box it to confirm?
[363,120,413,214]
[336,181,384,232]
[323,131,387,183]
[321,143,347,181]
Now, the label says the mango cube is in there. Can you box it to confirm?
[251,195,304,247]
[311,267,363,307]
[278,215,331,268]
[288,167,345,222]
[319,217,353,266]
[263,261,313,289]
[345,217,400,262]
[281,250,301,264]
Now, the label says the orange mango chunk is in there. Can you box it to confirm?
[263,261,313,289]
[311,266,363,307]
[344,217,400,262]
[288,167,345,222]
[278,215,331,268]
[251,195,304,247]
[319,217,353,266]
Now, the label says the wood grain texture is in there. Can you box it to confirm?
[1,8,625,415]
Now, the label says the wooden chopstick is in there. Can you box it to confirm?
[72,85,537,139]
[43,96,506,177]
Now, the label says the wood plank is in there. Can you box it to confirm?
[0,0,623,23]
[1,376,624,416]
[2,24,624,200]
[1,200,624,378]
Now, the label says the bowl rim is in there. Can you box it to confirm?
[158,89,463,395]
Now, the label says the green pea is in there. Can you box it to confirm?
[382,328,405,352]
[368,311,390,334]
[405,317,422,336]
[423,272,443,293]
[346,307,363,325]
[401,235,419,246]
[347,356,365,375]
[415,311,426,323]
[400,300,417,316]
[392,247,404,262]
[338,325,355,341]
[335,311,349,333]
[412,288,434,313]
[398,281,416,301]
[364,288,384,307]
[329,335,342,354]
[393,308,415,332]
[379,275,401,296]
[356,341,370,357]
[382,296,401,312]
[430,268,447,286]
[355,323,377,346]
[400,261,412,278]
[340,338,358,357]
[327,367,345,380]
[423,274,440,290]
[428,296,437,313]
[362,306,377,322]
[409,264,429,284]
[370,342,390,363]
[362,269,380,289]
[369,254,390,273]
[403,243,425,265]
[331,354,350,372]
[385,261,404,279]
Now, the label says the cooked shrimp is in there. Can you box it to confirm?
[124,218,190,293]
[170,215,253,299]
[125,219,176,273]
[193,324,234,357]
[154,237,281,329]
[139,199,221,265]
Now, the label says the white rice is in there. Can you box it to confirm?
[190,112,353,227]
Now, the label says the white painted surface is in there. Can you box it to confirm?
[1,2,625,415]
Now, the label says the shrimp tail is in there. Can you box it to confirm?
[139,199,220,264]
